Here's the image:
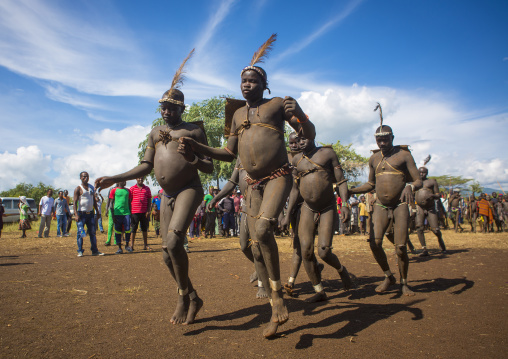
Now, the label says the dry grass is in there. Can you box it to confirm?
[188,230,508,255]
[1,222,506,257]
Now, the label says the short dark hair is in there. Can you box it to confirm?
[80,171,88,178]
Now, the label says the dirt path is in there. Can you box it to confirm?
[0,230,507,358]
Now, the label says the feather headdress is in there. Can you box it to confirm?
[241,33,277,93]
[159,48,195,106]
[374,102,392,137]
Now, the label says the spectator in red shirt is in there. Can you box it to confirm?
[129,177,152,250]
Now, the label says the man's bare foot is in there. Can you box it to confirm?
[170,294,190,324]
[339,266,354,290]
[250,271,258,283]
[271,295,289,325]
[305,291,328,303]
[183,294,203,325]
[402,284,415,296]
[262,321,280,339]
[375,275,397,293]
[256,286,268,299]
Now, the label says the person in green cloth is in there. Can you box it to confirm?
[108,181,133,254]
[18,196,35,238]
[203,186,216,238]
[104,184,117,246]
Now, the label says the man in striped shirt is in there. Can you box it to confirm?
[129,177,152,250]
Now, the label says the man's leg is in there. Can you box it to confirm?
[162,187,203,325]
[317,209,353,289]
[124,216,132,250]
[38,215,46,237]
[43,215,51,237]
[297,205,322,301]
[415,206,429,256]
[242,189,266,298]
[76,215,85,255]
[56,215,63,236]
[131,214,139,250]
[370,205,395,292]
[62,215,68,235]
[428,210,446,252]
[393,205,414,296]
[248,175,291,337]
[114,215,123,251]
[239,213,255,263]
[285,206,302,296]
[86,213,100,255]
[140,214,150,250]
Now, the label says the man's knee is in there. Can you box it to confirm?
[165,229,185,251]
[416,225,424,234]
[317,246,332,260]
[251,243,263,261]
[301,246,314,261]
[254,217,276,240]
[430,227,441,235]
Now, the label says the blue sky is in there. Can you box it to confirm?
[0,0,507,192]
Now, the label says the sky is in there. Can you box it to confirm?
[0,0,507,194]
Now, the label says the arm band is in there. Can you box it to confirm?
[292,114,309,124]
[336,178,348,186]
[225,147,235,156]
[190,155,199,165]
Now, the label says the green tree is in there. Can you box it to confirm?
[319,140,369,182]
[0,182,60,205]
[469,180,483,196]
[429,175,472,191]
[138,96,235,189]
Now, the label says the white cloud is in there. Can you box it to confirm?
[52,125,151,192]
[0,146,52,190]
[296,85,508,189]
[0,0,159,99]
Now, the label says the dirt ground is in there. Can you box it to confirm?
[0,224,507,359]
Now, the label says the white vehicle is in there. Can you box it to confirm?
[1,197,37,223]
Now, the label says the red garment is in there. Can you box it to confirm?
[336,197,342,214]
[234,195,242,213]
[129,184,152,214]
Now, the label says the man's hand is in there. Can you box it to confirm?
[95,177,116,192]
[177,137,197,162]
[207,200,216,212]
[283,96,305,120]
[400,185,414,205]
[74,214,80,222]
[340,206,350,223]
[146,212,150,219]
[280,216,290,232]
